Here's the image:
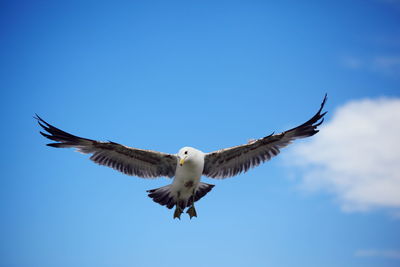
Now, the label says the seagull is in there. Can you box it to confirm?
[35,95,327,219]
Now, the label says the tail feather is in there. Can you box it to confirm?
[194,182,215,202]
[147,185,175,209]
[147,182,215,209]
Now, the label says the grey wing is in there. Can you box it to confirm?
[203,95,327,179]
[35,115,177,178]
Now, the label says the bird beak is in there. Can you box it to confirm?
[179,157,185,166]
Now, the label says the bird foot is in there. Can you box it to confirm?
[186,206,197,219]
[173,207,183,220]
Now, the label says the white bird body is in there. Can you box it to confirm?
[171,147,205,203]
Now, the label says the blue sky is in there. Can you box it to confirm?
[1,1,400,267]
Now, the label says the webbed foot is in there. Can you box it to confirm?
[173,206,183,220]
[186,206,197,219]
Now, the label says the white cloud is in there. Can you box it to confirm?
[355,249,400,259]
[286,97,400,212]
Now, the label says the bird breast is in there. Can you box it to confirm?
[173,155,204,192]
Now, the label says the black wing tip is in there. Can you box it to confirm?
[317,94,328,119]
[311,94,328,123]
[306,94,328,131]
[284,94,328,138]
[314,118,324,128]
[39,131,51,138]
[34,113,46,125]
[322,93,328,105]
[34,114,52,137]
[34,114,89,147]
[46,143,64,148]
[315,94,328,117]
[34,114,52,133]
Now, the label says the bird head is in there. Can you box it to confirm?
[177,147,201,166]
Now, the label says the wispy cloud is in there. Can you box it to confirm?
[341,55,400,77]
[355,249,400,259]
[342,57,364,70]
[375,0,400,6]
[285,98,400,212]
[373,0,400,10]
[373,56,400,75]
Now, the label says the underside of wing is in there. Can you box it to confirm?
[35,115,177,178]
[203,95,327,179]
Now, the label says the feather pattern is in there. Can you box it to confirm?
[203,94,327,179]
[35,115,177,178]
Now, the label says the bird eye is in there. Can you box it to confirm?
[184,151,188,155]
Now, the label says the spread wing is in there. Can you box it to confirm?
[203,95,327,179]
[35,115,177,178]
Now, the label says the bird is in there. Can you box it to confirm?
[35,95,327,219]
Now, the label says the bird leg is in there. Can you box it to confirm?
[173,205,183,220]
[186,194,197,219]
[173,192,184,220]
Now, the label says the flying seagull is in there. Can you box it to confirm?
[35,95,327,219]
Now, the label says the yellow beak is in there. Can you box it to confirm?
[179,158,185,166]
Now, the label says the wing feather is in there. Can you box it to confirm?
[35,115,177,178]
[203,95,327,179]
